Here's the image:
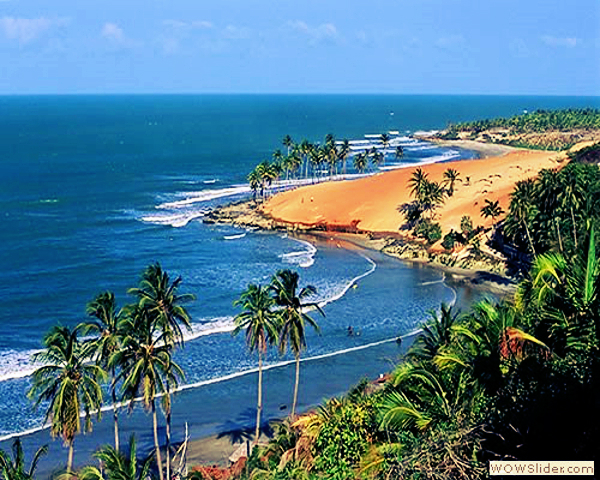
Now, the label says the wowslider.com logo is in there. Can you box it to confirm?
[490,461,594,476]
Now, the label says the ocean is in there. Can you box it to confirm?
[0,94,598,473]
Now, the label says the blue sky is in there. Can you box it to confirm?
[0,0,598,95]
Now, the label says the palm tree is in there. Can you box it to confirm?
[353,152,368,174]
[248,169,261,202]
[395,146,404,160]
[505,180,537,255]
[128,263,194,480]
[380,133,390,166]
[111,304,182,480]
[410,303,460,362]
[480,199,504,230]
[442,168,461,197]
[270,269,324,417]
[78,436,153,480]
[0,439,48,480]
[233,284,279,444]
[338,140,350,178]
[408,168,428,198]
[28,325,106,474]
[282,135,294,156]
[83,292,123,452]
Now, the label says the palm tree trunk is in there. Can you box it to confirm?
[570,205,578,248]
[555,218,564,253]
[292,353,300,417]
[255,351,263,445]
[67,439,74,474]
[152,400,165,480]
[112,388,119,452]
[166,393,171,480]
[523,220,537,257]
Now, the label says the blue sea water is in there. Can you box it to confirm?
[1,94,599,471]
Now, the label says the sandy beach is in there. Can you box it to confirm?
[262,148,566,235]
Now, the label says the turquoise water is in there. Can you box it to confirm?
[0,95,598,472]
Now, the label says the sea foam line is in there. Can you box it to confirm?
[0,328,424,443]
[318,254,376,308]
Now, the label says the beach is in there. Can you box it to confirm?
[262,148,566,235]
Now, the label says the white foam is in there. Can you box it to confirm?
[224,233,247,240]
[141,210,208,228]
[0,349,44,383]
[157,186,251,209]
[379,150,461,171]
[318,254,376,308]
[203,179,218,184]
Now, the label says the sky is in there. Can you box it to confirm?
[0,0,598,95]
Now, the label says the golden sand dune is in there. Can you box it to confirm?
[262,149,565,234]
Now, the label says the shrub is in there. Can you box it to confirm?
[414,220,442,245]
[442,232,456,251]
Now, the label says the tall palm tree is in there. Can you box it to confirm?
[111,304,182,480]
[380,133,390,166]
[248,169,261,202]
[28,325,106,474]
[282,135,294,156]
[128,263,194,480]
[505,180,537,255]
[83,292,123,452]
[78,436,153,480]
[480,199,504,230]
[233,284,279,444]
[442,168,461,197]
[395,146,404,160]
[353,152,368,174]
[270,269,324,417]
[0,439,48,480]
[338,140,350,178]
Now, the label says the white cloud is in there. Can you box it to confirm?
[541,35,578,48]
[287,20,340,45]
[101,22,139,48]
[0,16,68,44]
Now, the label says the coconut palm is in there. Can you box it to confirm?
[28,325,106,474]
[111,304,182,480]
[248,169,261,202]
[128,263,194,480]
[78,436,153,480]
[410,303,460,362]
[282,135,294,156]
[442,168,461,197]
[380,133,390,166]
[233,284,279,444]
[0,439,48,480]
[83,292,123,451]
[408,168,428,198]
[270,269,324,417]
[395,146,404,160]
[480,199,504,230]
[505,180,537,255]
[338,140,350,178]
[353,152,368,174]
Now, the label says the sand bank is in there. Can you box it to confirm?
[262,149,565,235]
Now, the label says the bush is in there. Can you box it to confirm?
[414,220,442,245]
[442,232,456,251]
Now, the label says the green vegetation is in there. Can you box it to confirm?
[0,439,47,480]
[442,108,600,150]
